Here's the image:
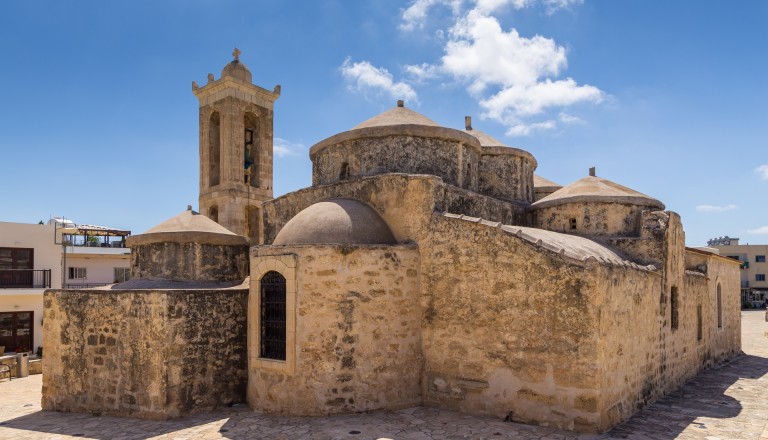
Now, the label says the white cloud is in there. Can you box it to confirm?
[756,164,768,180]
[394,0,601,136]
[748,226,768,234]
[695,204,738,213]
[558,112,585,124]
[412,9,603,134]
[543,0,583,14]
[273,137,303,158]
[340,58,418,102]
[505,120,556,136]
[400,0,463,31]
[400,0,583,31]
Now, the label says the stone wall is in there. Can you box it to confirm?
[534,202,661,237]
[420,214,614,432]
[130,241,249,282]
[478,150,535,203]
[42,288,248,419]
[248,245,422,415]
[595,216,741,429]
[262,174,526,245]
[311,134,480,192]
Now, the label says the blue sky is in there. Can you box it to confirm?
[0,0,766,246]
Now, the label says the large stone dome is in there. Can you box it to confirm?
[273,199,396,245]
[308,101,481,191]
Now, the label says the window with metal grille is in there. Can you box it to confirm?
[670,286,679,330]
[260,271,286,360]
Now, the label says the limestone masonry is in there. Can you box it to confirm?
[43,50,741,433]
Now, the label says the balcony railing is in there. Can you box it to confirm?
[64,282,111,289]
[0,269,51,289]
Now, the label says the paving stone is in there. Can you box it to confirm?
[2,311,768,439]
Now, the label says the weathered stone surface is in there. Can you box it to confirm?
[311,133,481,192]
[42,288,248,419]
[248,245,422,415]
[130,241,248,282]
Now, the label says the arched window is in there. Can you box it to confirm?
[244,113,260,188]
[209,111,221,187]
[717,283,722,329]
[339,162,350,181]
[208,206,218,223]
[260,271,286,360]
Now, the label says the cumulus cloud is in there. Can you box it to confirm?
[340,58,418,102]
[695,204,738,213]
[398,1,603,136]
[748,226,768,234]
[400,0,583,31]
[273,137,303,158]
[756,164,768,180]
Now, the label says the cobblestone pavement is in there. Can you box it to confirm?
[1,311,767,440]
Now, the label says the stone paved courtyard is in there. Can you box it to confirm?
[1,311,767,440]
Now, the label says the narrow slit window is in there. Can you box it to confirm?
[260,271,286,360]
[670,286,679,330]
[717,283,723,329]
[569,218,577,230]
[696,304,702,341]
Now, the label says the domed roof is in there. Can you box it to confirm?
[273,199,396,246]
[532,174,665,210]
[533,174,562,189]
[352,101,439,129]
[126,207,248,246]
[220,48,252,83]
[309,101,480,159]
[462,116,537,166]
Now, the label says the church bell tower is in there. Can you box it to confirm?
[193,49,280,243]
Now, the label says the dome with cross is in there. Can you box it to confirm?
[221,48,252,83]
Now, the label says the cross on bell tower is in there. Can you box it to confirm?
[192,49,281,243]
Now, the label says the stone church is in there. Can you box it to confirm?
[42,51,741,433]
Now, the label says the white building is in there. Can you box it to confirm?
[0,219,130,354]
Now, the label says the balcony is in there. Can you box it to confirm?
[0,269,51,289]
[742,281,750,289]
[64,282,111,289]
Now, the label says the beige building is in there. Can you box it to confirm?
[0,219,130,355]
[43,51,741,433]
[708,236,768,307]
[0,222,61,353]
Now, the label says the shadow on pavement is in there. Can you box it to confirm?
[0,406,235,440]
[605,353,768,439]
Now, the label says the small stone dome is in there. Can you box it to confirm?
[127,207,247,246]
[352,101,440,129]
[274,199,396,246]
[221,60,252,83]
[220,48,252,83]
[532,175,664,210]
